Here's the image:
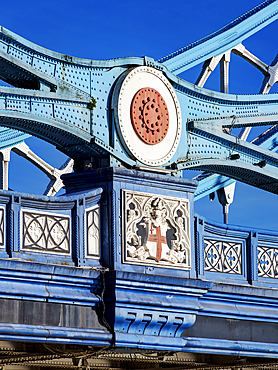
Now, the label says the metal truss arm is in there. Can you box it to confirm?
[195,55,223,88]
[194,173,235,201]
[193,42,278,202]
[12,142,74,196]
[194,122,278,200]
[0,142,73,195]
[158,1,278,75]
[182,114,278,195]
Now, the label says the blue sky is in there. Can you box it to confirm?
[1,0,278,230]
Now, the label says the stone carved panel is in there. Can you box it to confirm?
[123,190,191,269]
[22,211,70,254]
[204,239,242,274]
[86,206,100,258]
[258,246,278,279]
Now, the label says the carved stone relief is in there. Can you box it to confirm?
[122,190,191,269]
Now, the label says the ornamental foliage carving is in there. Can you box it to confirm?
[22,211,70,254]
[123,190,191,269]
[204,239,242,274]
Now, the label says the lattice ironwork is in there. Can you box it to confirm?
[204,239,242,274]
[258,246,278,279]
[86,206,100,258]
[0,208,4,248]
[22,211,70,254]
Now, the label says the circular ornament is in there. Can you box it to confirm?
[112,66,182,166]
[131,88,169,145]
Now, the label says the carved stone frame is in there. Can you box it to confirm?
[122,190,191,270]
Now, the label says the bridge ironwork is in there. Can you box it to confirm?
[0,1,277,369]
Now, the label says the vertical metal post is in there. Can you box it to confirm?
[0,149,11,190]
[220,52,230,94]
[223,205,229,224]
[217,183,235,224]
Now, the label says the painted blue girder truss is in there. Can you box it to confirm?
[158,0,278,74]
[0,126,29,150]
[194,121,278,200]
[194,173,235,201]
[0,0,278,196]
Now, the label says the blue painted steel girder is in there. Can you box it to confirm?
[0,44,278,190]
[158,0,278,75]
[0,126,29,150]
[194,173,235,201]
[0,1,278,195]
[194,118,278,200]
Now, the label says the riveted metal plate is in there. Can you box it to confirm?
[131,88,169,145]
[112,66,182,167]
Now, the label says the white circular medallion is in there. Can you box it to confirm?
[112,66,182,166]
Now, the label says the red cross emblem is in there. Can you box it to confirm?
[148,224,167,261]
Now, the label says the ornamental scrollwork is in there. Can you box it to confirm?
[123,191,191,269]
[258,246,278,279]
[22,211,70,254]
[204,240,242,274]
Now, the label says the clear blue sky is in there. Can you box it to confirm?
[1,0,277,230]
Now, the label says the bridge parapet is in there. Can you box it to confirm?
[195,215,278,287]
[0,169,277,289]
[0,186,103,267]
[0,168,276,359]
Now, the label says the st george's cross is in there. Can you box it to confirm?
[147,223,168,262]
[144,199,170,262]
